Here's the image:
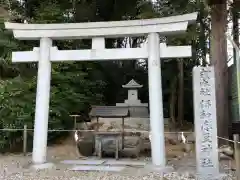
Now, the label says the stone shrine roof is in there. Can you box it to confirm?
[89,106,149,118]
[89,106,129,118]
[122,79,143,88]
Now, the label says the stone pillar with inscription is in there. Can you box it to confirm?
[193,66,224,179]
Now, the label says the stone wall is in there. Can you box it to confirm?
[92,117,150,130]
[75,117,195,156]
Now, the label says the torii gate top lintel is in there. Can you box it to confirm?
[4,12,197,40]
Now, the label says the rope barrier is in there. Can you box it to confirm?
[217,136,240,144]
[0,128,239,143]
[0,128,93,132]
[0,128,193,134]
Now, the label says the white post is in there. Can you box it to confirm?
[148,33,166,166]
[32,37,52,164]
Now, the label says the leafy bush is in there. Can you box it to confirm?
[0,62,106,151]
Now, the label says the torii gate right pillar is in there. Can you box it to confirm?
[148,33,166,166]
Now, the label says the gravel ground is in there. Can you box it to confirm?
[2,171,193,180]
[3,169,236,180]
[0,140,236,180]
[0,153,236,180]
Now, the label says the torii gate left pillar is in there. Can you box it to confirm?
[5,12,197,167]
[32,38,52,163]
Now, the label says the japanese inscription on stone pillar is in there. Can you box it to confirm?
[193,66,219,177]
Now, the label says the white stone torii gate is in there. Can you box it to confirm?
[5,12,197,167]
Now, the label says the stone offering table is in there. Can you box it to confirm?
[89,106,144,159]
[89,106,129,159]
[95,132,122,159]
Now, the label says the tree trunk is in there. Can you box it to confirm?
[177,60,184,127]
[199,0,207,65]
[232,0,239,64]
[210,2,229,144]
[169,76,177,130]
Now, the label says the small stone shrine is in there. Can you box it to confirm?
[89,79,151,156]
[116,79,148,107]
[116,79,149,129]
